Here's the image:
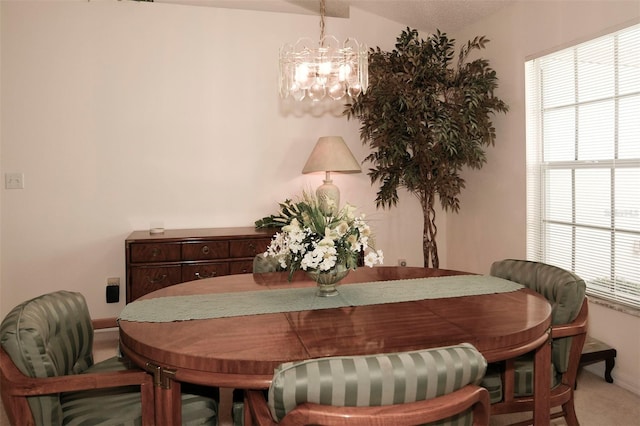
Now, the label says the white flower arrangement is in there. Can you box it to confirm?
[255,192,384,279]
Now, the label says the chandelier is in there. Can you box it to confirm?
[279,0,368,101]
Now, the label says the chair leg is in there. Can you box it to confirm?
[604,357,615,383]
[244,393,253,426]
[562,398,579,426]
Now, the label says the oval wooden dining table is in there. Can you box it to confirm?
[118,266,553,425]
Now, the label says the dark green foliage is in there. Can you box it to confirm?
[346,28,508,267]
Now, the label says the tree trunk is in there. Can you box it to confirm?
[421,191,439,268]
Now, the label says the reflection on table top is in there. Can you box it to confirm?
[119,266,552,389]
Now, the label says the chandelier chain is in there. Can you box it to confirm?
[319,0,326,45]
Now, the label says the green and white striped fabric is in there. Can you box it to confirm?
[479,365,503,404]
[268,343,487,424]
[60,380,218,426]
[490,259,586,373]
[490,259,585,327]
[512,355,559,397]
[485,259,586,401]
[479,356,560,402]
[0,291,95,425]
[0,291,218,426]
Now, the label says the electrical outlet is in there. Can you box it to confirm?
[106,278,120,303]
[398,259,407,267]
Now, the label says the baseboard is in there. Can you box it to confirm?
[584,364,640,396]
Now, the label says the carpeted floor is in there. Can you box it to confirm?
[490,370,640,426]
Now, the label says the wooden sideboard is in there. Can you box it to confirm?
[125,227,277,303]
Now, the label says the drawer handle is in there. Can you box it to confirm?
[248,243,256,253]
[146,274,167,284]
[201,246,211,255]
[151,248,162,257]
[195,271,217,279]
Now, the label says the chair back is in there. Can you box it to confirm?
[253,253,281,273]
[268,342,487,424]
[490,259,586,372]
[0,291,95,425]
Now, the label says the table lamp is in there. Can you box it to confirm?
[302,136,362,213]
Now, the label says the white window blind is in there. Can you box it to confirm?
[526,23,640,310]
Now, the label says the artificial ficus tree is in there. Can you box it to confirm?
[346,28,508,268]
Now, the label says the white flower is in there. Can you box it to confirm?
[258,192,384,280]
[324,226,340,241]
[318,235,335,247]
[355,217,371,236]
[282,218,301,233]
[300,252,319,270]
[364,250,384,267]
[343,203,357,220]
[335,221,350,237]
[346,234,358,250]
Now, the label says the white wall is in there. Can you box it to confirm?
[0,1,433,319]
[448,0,640,395]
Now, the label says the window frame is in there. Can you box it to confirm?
[526,24,640,312]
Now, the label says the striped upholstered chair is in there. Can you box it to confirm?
[253,253,282,273]
[484,259,588,426]
[244,343,490,426]
[0,290,218,426]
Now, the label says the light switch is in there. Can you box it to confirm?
[5,173,24,189]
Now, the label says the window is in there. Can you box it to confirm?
[526,24,640,310]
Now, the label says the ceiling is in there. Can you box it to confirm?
[153,0,514,32]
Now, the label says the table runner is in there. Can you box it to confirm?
[118,275,523,323]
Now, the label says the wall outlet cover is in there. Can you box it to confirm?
[106,284,120,303]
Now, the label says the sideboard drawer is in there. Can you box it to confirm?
[182,263,229,281]
[229,238,272,258]
[182,241,229,260]
[229,260,254,275]
[130,243,181,262]
[128,265,182,301]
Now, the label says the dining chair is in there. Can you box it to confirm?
[252,253,281,273]
[485,259,588,426]
[0,290,218,426]
[244,342,490,426]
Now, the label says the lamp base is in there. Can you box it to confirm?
[316,179,340,215]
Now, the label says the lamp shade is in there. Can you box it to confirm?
[302,136,362,174]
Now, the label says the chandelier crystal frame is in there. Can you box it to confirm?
[279,0,368,101]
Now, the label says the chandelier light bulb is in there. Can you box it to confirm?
[318,60,332,77]
[295,63,310,84]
